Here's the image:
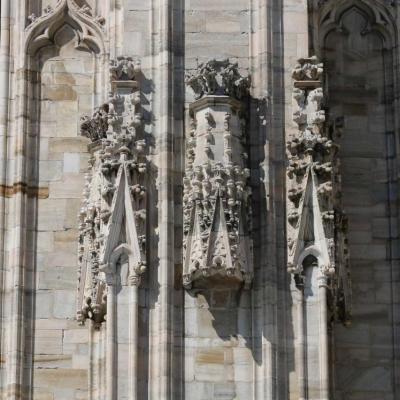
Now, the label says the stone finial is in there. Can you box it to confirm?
[185,59,250,100]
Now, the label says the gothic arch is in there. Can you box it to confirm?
[17,0,108,177]
[297,245,324,273]
[2,2,108,396]
[17,0,108,169]
[24,0,105,57]
[312,0,397,55]
[312,0,400,398]
[19,0,108,147]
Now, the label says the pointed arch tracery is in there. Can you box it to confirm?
[312,0,396,55]
[305,0,400,398]
[24,0,105,57]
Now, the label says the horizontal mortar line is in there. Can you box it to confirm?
[0,183,49,199]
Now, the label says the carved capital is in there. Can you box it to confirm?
[186,59,250,100]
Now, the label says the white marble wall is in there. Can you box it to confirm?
[0,0,399,400]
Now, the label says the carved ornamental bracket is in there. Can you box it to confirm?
[287,56,351,324]
[76,57,146,326]
[183,60,253,290]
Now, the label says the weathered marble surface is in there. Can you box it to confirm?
[0,1,398,400]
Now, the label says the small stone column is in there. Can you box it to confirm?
[318,271,329,400]
[128,269,141,400]
[105,272,117,400]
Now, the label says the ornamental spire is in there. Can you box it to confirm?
[183,59,253,290]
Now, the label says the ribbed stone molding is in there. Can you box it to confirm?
[286,56,351,324]
[76,57,147,326]
[183,60,253,290]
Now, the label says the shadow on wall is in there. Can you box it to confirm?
[181,3,290,400]
[320,2,398,398]
[186,284,252,345]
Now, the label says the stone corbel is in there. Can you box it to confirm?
[183,59,253,290]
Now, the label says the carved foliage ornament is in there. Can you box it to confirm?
[110,56,141,81]
[287,56,351,324]
[185,59,250,100]
[77,57,146,326]
[183,59,253,290]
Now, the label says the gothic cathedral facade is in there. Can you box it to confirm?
[0,1,399,399]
